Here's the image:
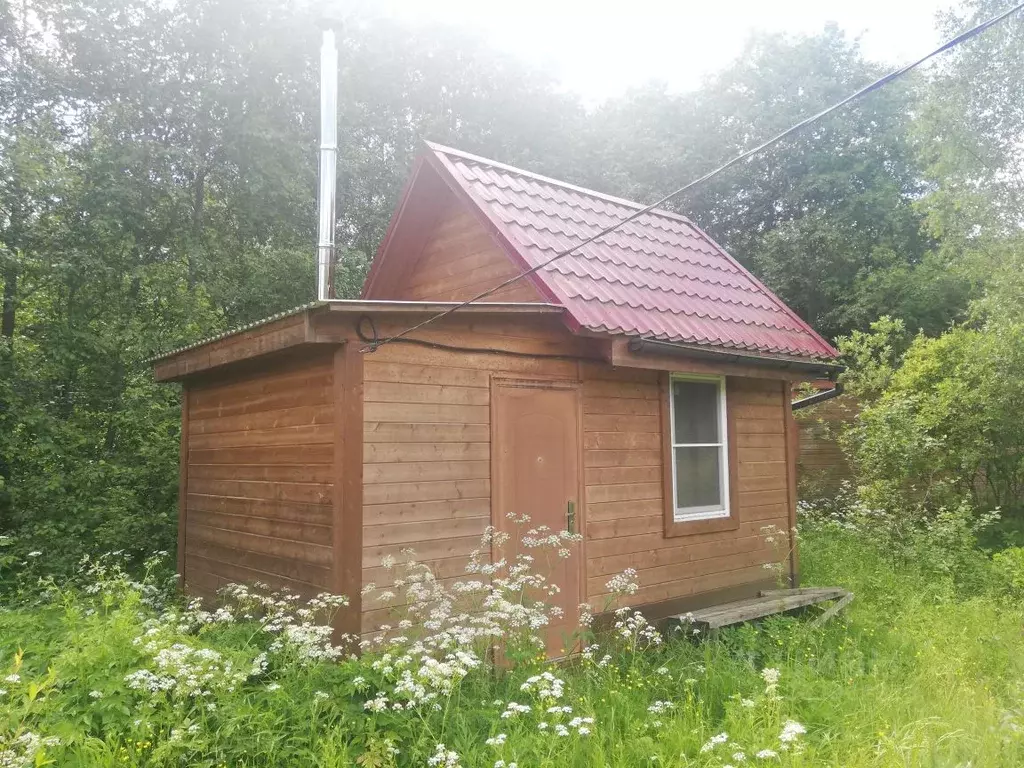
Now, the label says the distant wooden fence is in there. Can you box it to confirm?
[795,392,858,498]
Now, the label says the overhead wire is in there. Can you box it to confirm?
[361,0,1024,354]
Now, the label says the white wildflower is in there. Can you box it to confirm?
[701,732,729,753]
[605,568,639,595]
[427,743,461,768]
[779,720,806,744]
[501,701,531,719]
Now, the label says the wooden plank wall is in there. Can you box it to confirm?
[583,370,790,609]
[359,321,792,632]
[392,206,544,303]
[796,395,857,497]
[360,321,583,633]
[182,351,336,599]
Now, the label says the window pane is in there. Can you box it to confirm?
[675,446,722,510]
[672,380,720,444]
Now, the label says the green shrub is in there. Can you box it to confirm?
[837,260,1024,528]
[992,547,1024,601]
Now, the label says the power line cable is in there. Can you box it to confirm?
[362,0,1024,353]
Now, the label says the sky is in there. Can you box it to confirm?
[358,0,960,103]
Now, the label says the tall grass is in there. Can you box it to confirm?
[0,522,1022,767]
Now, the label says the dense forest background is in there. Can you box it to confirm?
[2,0,1023,570]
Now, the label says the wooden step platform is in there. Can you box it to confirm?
[672,587,853,631]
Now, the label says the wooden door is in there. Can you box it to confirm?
[492,379,583,656]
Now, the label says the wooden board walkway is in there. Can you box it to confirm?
[671,587,853,631]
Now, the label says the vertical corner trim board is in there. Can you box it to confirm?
[178,385,190,586]
[333,343,364,636]
[783,381,800,586]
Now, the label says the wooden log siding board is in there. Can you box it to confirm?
[581,370,791,608]
[359,329,578,635]
[178,386,189,585]
[395,207,545,304]
[183,354,336,598]
[333,343,364,638]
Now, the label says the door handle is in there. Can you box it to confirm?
[567,500,576,534]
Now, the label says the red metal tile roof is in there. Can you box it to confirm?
[426,142,838,360]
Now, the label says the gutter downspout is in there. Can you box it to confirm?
[791,381,844,411]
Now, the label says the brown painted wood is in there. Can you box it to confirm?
[363,498,490,527]
[606,338,816,382]
[333,343,364,638]
[610,577,780,624]
[676,587,850,629]
[395,208,545,304]
[165,309,804,639]
[188,463,333,484]
[593,562,777,607]
[363,478,491,506]
[186,494,332,526]
[364,442,490,464]
[181,354,336,602]
[492,378,584,655]
[363,422,490,444]
[364,516,489,548]
[783,384,800,586]
[154,314,309,381]
[178,386,189,587]
[187,520,333,566]
[189,444,333,466]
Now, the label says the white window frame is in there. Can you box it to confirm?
[668,373,730,522]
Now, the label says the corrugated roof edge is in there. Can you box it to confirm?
[145,300,565,364]
[145,301,325,364]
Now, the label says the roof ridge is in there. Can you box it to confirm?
[425,140,698,228]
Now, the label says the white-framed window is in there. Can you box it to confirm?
[668,374,730,522]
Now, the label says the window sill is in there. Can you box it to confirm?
[674,507,729,522]
[664,512,740,538]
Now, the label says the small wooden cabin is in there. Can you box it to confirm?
[153,142,841,637]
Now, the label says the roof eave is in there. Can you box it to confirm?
[626,336,844,378]
[149,300,566,371]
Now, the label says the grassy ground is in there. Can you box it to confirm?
[1,525,1022,767]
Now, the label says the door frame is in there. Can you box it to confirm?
[489,376,587,608]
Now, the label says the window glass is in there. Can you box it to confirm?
[674,446,721,509]
[672,380,719,444]
[670,376,728,520]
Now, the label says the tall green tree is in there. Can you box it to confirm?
[580,27,934,340]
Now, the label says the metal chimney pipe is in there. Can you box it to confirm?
[316,29,338,302]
